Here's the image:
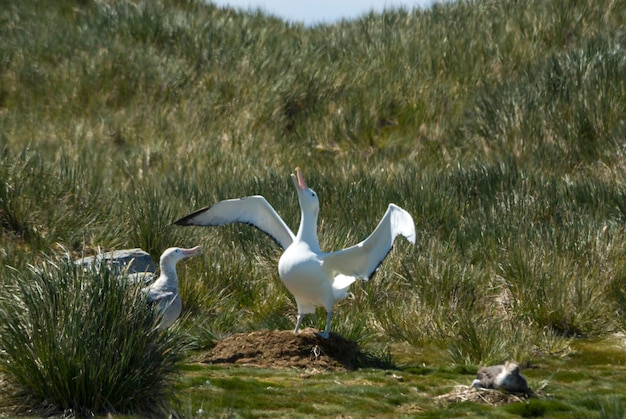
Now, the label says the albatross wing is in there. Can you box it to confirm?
[321,204,415,280]
[146,287,175,304]
[174,195,296,249]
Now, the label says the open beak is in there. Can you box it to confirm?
[291,167,307,191]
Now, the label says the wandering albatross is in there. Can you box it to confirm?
[471,361,531,395]
[144,246,203,330]
[174,168,415,338]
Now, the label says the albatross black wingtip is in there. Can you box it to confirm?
[172,217,188,226]
[172,205,211,226]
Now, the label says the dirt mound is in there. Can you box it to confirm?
[203,329,363,370]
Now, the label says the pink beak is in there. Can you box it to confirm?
[293,167,307,190]
[182,245,202,257]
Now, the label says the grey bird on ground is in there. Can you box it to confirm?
[472,361,531,395]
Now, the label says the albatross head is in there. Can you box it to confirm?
[291,167,319,218]
[160,246,203,267]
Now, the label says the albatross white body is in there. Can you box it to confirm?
[144,246,203,329]
[174,168,415,338]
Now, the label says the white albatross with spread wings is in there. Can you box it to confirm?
[174,168,415,338]
[144,246,203,329]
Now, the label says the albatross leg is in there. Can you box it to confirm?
[293,314,304,334]
[316,311,332,339]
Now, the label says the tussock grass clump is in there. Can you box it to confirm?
[0,258,187,417]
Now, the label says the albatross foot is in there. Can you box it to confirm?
[316,331,330,339]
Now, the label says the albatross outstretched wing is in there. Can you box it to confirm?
[321,204,415,280]
[174,195,296,250]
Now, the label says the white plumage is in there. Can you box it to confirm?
[174,168,415,338]
[144,246,202,329]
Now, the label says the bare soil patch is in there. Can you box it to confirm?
[202,329,364,371]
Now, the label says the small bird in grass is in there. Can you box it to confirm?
[174,168,415,338]
[144,246,203,329]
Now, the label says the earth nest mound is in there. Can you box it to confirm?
[437,385,532,406]
[203,329,363,370]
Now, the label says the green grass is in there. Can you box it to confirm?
[0,0,625,416]
[174,340,626,418]
[0,258,187,417]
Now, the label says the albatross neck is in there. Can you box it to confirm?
[296,207,321,252]
[158,260,179,288]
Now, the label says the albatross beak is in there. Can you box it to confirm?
[182,245,203,257]
[292,167,307,191]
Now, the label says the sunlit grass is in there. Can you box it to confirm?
[0,0,625,416]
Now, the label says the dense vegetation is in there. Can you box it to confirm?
[0,0,625,416]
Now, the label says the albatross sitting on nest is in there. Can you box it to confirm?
[174,168,415,338]
[472,361,531,395]
[144,246,202,329]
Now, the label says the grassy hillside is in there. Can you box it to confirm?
[1,0,625,416]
